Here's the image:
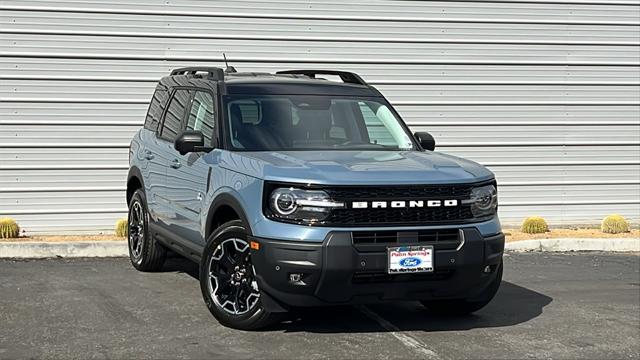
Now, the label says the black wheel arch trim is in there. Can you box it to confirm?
[205,193,253,238]
[126,166,146,206]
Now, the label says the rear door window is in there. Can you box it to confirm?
[186,91,216,147]
[160,89,192,142]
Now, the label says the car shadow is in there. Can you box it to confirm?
[159,257,552,333]
[281,281,552,333]
[160,254,200,279]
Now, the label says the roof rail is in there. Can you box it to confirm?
[170,67,225,80]
[276,70,367,86]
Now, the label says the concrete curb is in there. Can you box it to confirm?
[505,238,640,252]
[1,238,638,258]
[0,241,128,258]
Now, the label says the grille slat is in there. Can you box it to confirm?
[352,229,461,252]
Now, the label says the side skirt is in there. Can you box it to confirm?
[149,222,203,264]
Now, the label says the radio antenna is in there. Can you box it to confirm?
[222,53,237,73]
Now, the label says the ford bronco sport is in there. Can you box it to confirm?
[127,67,504,330]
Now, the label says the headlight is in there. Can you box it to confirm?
[269,188,345,223]
[469,184,497,217]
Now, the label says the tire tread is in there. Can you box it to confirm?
[129,189,166,272]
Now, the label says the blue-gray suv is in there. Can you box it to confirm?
[127,67,505,330]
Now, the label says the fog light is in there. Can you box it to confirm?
[483,265,492,273]
[289,273,303,284]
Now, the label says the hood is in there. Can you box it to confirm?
[219,150,494,185]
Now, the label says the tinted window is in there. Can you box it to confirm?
[144,88,169,131]
[225,95,414,151]
[160,89,191,142]
[359,101,398,147]
[186,91,215,147]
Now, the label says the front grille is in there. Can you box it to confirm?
[328,206,474,226]
[352,228,461,252]
[324,182,486,226]
[327,184,474,199]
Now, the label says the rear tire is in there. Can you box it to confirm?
[421,261,503,315]
[127,189,166,271]
[200,220,281,330]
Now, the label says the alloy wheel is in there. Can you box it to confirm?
[207,238,260,315]
[128,201,145,262]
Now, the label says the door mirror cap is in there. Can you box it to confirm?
[174,131,212,155]
[414,131,436,151]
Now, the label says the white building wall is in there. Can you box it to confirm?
[0,0,639,233]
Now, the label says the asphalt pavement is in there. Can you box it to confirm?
[0,252,638,359]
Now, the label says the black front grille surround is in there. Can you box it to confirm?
[352,228,462,253]
[263,180,496,226]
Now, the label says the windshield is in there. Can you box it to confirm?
[225,95,415,151]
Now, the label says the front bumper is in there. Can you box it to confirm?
[250,228,504,310]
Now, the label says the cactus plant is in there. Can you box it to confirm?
[601,214,630,234]
[0,218,20,238]
[521,216,549,234]
[115,218,128,237]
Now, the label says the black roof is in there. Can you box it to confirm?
[161,68,382,97]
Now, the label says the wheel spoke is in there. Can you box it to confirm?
[225,251,237,266]
[232,285,241,310]
[210,271,230,283]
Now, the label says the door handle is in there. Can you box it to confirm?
[170,159,182,169]
[144,151,154,160]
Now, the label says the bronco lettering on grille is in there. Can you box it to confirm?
[351,200,458,209]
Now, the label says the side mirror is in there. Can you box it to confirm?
[414,132,436,151]
[174,131,208,155]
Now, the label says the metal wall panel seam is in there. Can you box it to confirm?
[0,209,127,215]
[440,0,640,5]
[3,52,639,66]
[1,4,638,26]
[2,75,640,86]
[0,187,124,192]
[3,28,638,47]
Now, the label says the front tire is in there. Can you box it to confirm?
[127,189,166,271]
[200,220,280,330]
[421,261,503,315]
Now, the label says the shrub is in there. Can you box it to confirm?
[601,214,630,234]
[521,216,549,234]
[115,218,128,237]
[0,218,20,238]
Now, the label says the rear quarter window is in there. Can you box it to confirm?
[144,88,169,131]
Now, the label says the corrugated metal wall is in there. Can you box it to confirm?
[1,0,639,234]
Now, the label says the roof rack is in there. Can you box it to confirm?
[276,70,367,86]
[170,67,225,80]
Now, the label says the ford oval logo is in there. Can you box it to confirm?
[399,257,422,267]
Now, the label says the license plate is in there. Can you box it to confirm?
[388,245,434,274]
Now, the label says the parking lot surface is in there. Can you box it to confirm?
[0,252,638,359]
